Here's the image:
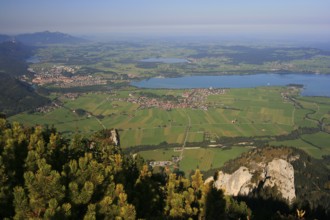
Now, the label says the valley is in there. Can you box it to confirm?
[2,0,330,218]
[2,35,330,216]
[9,85,330,175]
[6,39,330,175]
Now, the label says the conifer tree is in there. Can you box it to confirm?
[13,186,29,219]
[0,121,28,218]
[133,164,164,218]
[203,181,226,220]
[47,132,68,171]
[84,204,97,220]
[22,159,65,218]
[191,169,205,217]
[65,153,105,206]
[164,173,198,219]
[0,155,11,218]
[0,120,258,219]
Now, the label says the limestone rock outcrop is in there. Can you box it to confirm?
[207,158,296,204]
[211,166,254,196]
[264,159,295,203]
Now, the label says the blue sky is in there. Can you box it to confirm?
[1,0,329,40]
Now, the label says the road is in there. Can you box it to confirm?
[180,112,191,159]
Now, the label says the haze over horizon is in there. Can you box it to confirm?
[1,0,330,41]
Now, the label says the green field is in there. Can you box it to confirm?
[139,149,181,162]
[179,147,250,175]
[138,146,249,175]
[10,87,298,144]
[9,86,330,172]
[270,132,330,159]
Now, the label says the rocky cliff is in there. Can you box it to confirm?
[263,159,295,202]
[206,148,298,204]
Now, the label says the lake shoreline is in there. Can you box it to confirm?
[131,72,330,97]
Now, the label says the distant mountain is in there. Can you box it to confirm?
[15,31,88,45]
[0,73,49,116]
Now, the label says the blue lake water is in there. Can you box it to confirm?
[26,56,40,64]
[131,73,330,97]
[140,58,188,64]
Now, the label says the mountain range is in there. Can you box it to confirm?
[0,31,88,45]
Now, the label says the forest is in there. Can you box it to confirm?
[1,119,329,219]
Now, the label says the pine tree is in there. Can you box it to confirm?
[22,159,65,218]
[47,132,68,171]
[0,155,11,218]
[84,204,97,220]
[116,184,136,219]
[65,153,105,206]
[13,186,29,219]
[133,164,164,219]
[191,169,205,218]
[0,120,257,219]
[0,121,29,218]
[164,173,196,219]
[203,181,226,220]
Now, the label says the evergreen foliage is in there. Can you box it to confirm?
[0,119,328,219]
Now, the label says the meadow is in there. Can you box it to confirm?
[139,146,250,175]
[270,132,330,159]
[11,87,297,143]
[9,86,330,172]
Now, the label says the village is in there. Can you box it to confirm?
[30,65,107,88]
[35,99,62,113]
[123,88,227,111]
[34,88,226,114]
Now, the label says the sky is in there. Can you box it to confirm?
[1,0,329,40]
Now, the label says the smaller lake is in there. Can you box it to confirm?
[26,56,40,64]
[131,73,330,97]
[140,58,188,64]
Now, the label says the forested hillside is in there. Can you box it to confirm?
[0,41,32,76]
[0,73,49,116]
[0,41,50,116]
[1,120,329,219]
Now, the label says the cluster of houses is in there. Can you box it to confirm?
[149,156,181,168]
[62,93,80,100]
[280,86,301,102]
[123,88,227,111]
[52,65,79,74]
[31,65,107,88]
[35,100,62,113]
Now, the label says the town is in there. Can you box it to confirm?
[117,88,227,111]
[29,65,107,87]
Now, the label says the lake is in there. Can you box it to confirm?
[139,58,188,64]
[131,73,330,97]
[26,56,40,64]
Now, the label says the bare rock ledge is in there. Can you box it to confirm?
[206,158,295,204]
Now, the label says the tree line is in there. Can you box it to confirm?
[0,119,252,219]
[2,119,328,219]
